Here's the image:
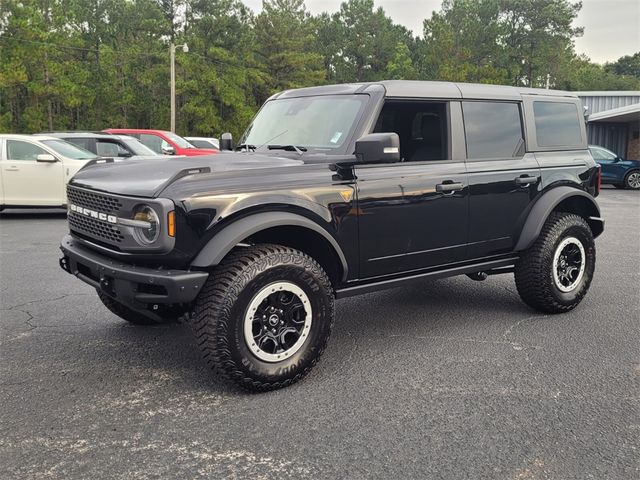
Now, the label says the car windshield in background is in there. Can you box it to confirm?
[165,132,195,149]
[119,137,158,156]
[240,95,368,151]
[41,139,97,160]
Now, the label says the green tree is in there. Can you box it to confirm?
[253,0,325,95]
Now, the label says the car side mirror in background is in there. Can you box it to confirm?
[220,132,233,151]
[355,133,401,164]
[36,153,57,163]
[161,145,175,155]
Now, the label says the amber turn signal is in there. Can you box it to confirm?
[167,211,175,237]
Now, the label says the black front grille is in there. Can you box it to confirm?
[67,186,122,214]
[68,212,124,243]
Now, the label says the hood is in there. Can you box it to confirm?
[70,152,304,198]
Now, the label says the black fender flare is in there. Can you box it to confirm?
[514,187,604,252]
[190,211,349,280]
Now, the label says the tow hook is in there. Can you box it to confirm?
[467,271,488,281]
[59,256,71,273]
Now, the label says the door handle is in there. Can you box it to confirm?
[436,181,464,193]
[514,175,538,186]
[4,166,19,171]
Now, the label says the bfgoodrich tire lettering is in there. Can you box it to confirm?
[514,212,595,313]
[190,244,334,392]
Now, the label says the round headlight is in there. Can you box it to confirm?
[132,205,160,244]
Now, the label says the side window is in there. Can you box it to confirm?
[65,137,93,152]
[463,101,524,159]
[160,139,172,152]
[138,134,163,153]
[374,101,448,162]
[6,140,48,161]
[96,140,128,157]
[533,101,582,147]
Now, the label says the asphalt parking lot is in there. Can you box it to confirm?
[0,187,638,479]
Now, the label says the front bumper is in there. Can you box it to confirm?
[59,234,208,310]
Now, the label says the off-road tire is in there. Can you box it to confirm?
[514,212,595,313]
[624,170,640,190]
[190,244,334,392]
[97,290,160,325]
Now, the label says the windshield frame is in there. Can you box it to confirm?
[41,139,98,160]
[239,93,371,156]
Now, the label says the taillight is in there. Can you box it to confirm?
[595,166,601,197]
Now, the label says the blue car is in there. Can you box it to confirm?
[589,145,640,190]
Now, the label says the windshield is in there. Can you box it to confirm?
[41,139,97,160]
[164,131,195,149]
[240,95,368,151]
[119,136,158,156]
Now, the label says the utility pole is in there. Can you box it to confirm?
[170,43,188,133]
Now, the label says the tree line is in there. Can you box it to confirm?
[1,0,638,138]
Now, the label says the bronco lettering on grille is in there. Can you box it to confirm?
[69,203,117,224]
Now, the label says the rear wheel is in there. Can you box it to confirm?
[514,212,595,313]
[624,170,640,190]
[190,244,334,392]
[97,290,166,325]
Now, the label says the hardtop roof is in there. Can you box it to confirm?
[272,80,577,101]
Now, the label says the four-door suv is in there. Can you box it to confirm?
[588,144,640,190]
[36,132,160,159]
[59,81,603,391]
[103,129,218,156]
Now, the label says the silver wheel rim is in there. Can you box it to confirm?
[552,237,586,293]
[244,281,312,363]
[627,172,640,189]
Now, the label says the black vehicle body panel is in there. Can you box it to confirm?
[60,80,603,311]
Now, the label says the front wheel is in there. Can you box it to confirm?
[624,171,640,190]
[514,212,596,313]
[190,244,334,392]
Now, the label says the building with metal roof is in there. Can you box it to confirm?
[577,91,640,160]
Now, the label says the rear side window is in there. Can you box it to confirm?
[533,101,582,147]
[463,102,524,159]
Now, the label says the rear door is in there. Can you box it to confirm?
[0,139,64,206]
[590,146,621,182]
[356,100,469,278]
[463,100,540,258]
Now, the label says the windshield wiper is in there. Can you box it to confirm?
[267,144,307,155]
[235,143,256,151]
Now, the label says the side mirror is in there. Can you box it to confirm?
[355,133,400,164]
[36,153,57,163]
[220,132,233,151]
[161,145,175,155]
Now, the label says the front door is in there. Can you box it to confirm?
[1,139,64,206]
[355,100,469,279]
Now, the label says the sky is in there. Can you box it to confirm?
[243,0,640,64]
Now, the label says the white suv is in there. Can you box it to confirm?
[0,134,97,210]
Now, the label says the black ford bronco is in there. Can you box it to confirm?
[60,81,603,391]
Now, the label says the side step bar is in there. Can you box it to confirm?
[335,257,518,299]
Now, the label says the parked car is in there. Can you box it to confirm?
[37,132,160,159]
[0,134,97,210]
[185,136,219,150]
[588,145,640,190]
[60,80,603,391]
[103,129,217,156]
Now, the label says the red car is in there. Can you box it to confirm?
[103,129,218,156]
